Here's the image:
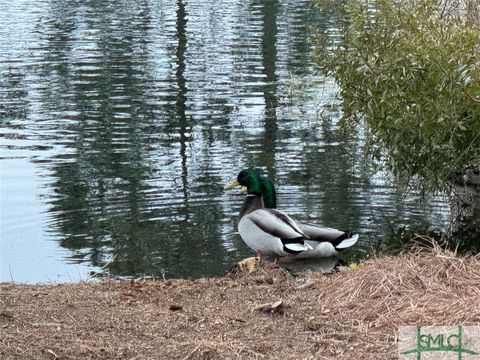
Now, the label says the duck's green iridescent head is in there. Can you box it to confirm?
[258,175,276,208]
[224,169,277,208]
[224,168,262,194]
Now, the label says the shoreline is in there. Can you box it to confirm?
[1,249,479,359]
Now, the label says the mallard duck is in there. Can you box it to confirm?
[225,169,313,257]
[225,169,359,258]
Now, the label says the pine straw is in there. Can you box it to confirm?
[1,247,479,359]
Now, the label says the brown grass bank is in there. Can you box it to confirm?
[1,248,479,359]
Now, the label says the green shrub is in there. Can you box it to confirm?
[313,0,480,190]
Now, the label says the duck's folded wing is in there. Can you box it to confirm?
[299,223,358,248]
[298,224,344,241]
[248,209,306,239]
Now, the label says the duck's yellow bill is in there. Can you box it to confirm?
[240,186,247,193]
[224,179,240,190]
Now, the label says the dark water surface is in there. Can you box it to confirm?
[1,0,450,283]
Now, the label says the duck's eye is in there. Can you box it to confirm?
[238,171,246,182]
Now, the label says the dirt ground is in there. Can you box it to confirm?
[1,247,479,360]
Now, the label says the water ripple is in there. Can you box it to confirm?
[0,0,450,283]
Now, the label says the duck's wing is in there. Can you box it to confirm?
[298,223,359,250]
[247,209,312,253]
[247,210,303,239]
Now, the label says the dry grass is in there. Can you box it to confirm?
[1,246,479,359]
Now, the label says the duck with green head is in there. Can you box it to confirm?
[225,169,358,258]
[224,169,313,257]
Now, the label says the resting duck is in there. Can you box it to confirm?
[225,169,312,257]
[225,169,358,258]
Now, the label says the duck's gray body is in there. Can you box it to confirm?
[238,195,312,257]
[237,194,359,258]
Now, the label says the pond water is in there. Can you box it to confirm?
[0,0,450,283]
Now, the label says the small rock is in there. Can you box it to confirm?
[255,300,284,315]
[169,304,183,311]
